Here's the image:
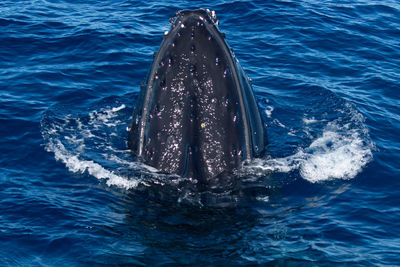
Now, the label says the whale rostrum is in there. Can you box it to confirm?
[129,9,266,182]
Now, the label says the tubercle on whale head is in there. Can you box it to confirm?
[165,9,221,37]
[175,9,219,26]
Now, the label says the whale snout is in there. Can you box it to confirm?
[129,9,266,182]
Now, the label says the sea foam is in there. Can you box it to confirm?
[244,109,374,183]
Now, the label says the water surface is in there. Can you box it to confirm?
[1,0,399,265]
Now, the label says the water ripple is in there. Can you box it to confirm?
[1,0,399,265]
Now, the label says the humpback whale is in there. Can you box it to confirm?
[129,9,266,183]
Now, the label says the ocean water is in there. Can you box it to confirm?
[1,0,399,265]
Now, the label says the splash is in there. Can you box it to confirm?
[299,122,372,182]
[47,138,139,188]
[41,103,145,189]
[245,104,374,183]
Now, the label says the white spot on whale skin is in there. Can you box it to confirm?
[211,10,216,20]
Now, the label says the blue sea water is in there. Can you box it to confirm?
[1,0,400,265]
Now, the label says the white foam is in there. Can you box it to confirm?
[248,155,302,173]
[265,106,274,118]
[273,118,286,128]
[41,104,144,190]
[103,152,159,173]
[47,139,139,189]
[303,117,318,124]
[88,104,126,128]
[299,127,372,183]
[256,196,270,202]
[111,104,126,112]
[243,118,373,183]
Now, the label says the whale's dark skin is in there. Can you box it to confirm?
[128,9,266,183]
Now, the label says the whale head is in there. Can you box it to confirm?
[129,9,266,182]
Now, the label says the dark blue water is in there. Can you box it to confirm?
[1,0,399,265]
